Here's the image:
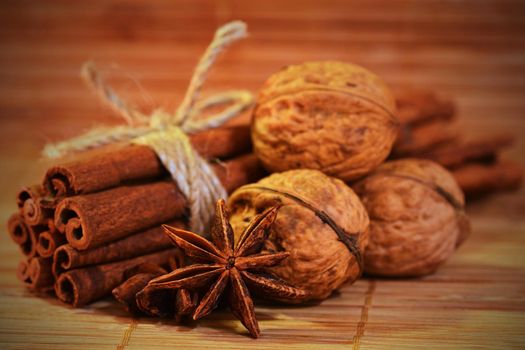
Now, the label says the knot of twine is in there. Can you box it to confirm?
[42,21,254,234]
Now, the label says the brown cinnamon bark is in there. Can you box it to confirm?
[17,185,57,226]
[420,133,514,168]
[23,196,57,227]
[46,217,57,234]
[393,119,459,157]
[112,263,167,314]
[28,257,54,291]
[54,181,186,250]
[212,154,268,192]
[54,154,265,250]
[8,215,46,258]
[55,248,175,307]
[136,249,197,319]
[7,213,29,245]
[170,251,198,321]
[395,89,456,126]
[135,285,176,318]
[17,260,31,285]
[52,220,185,276]
[452,160,523,196]
[25,225,48,258]
[16,185,44,210]
[44,124,251,196]
[36,231,67,258]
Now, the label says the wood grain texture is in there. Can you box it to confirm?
[0,0,524,349]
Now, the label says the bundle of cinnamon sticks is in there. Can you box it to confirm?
[7,124,266,312]
[392,89,523,197]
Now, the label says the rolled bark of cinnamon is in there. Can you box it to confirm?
[54,153,265,250]
[136,249,196,319]
[44,124,251,196]
[113,273,164,314]
[46,217,57,234]
[393,119,458,157]
[23,196,57,227]
[28,257,54,291]
[17,185,57,226]
[452,160,524,196]
[17,260,31,285]
[37,231,67,258]
[420,133,514,168]
[395,89,456,125]
[112,263,167,314]
[7,213,29,245]
[136,286,176,318]
[55,248,175,307]
[13,186,58,256]
[52,220,185,276]
[8,217,45,258]
[169,251,198,321]
[25,225,48,258]
[16,185,44,210]
[54,181,186,250]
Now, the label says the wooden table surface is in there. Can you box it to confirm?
[0,1,524,349]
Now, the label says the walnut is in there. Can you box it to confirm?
[251,61,399,181]
[352,158,471,277]
[227,169,369,302]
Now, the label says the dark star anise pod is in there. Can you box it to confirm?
[146,199,308,338]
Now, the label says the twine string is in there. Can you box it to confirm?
[173,21,249,127]
[80,61,149,126]
[42,20,253,234]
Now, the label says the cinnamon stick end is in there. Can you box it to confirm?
[44,166,74,197]
[17,260,31,284]
[7,213,29,245]
[55,273,80,307]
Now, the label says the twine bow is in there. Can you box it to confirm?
[42,20,254,234]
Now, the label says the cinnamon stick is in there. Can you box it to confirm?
[136,285,176,318]
[54,181,186,250]
[7,213,29,245]
[8,215,45,258]
[46,217,57,234]
[16,260,31,285]
[452,160,524,196]
[28,257,54,291]
[112,263,167,314]
[54,153,265,250]
[36,231,67,258]
[420,133,514,168]
[44,124,251,196]
[25,225,47,258]
[395,89,456,126]
[52,220,185,276]
[16,185,44,211]
[24,196,57,227]
[55,248,175,307]
[17,185,56,226]
[393,119,459,157]
[170,251,198,321]
[136,249,197,319]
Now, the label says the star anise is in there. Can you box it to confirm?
[146,199,308,338]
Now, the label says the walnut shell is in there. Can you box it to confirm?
[252,61,399,181]
[352,158,471,277]
[227,169,369,302]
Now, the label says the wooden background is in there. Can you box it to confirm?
[0,0,524,348]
